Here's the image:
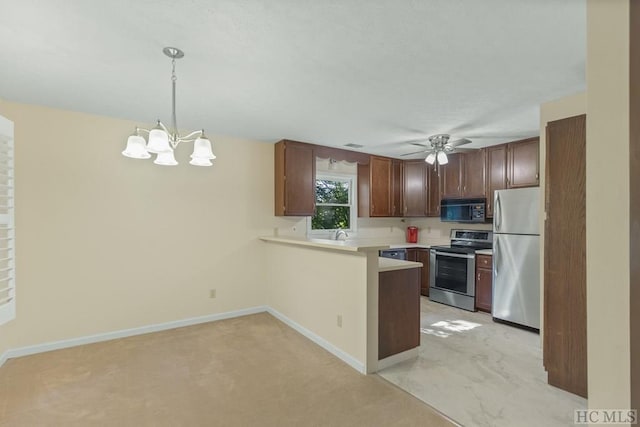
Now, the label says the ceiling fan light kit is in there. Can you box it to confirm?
[400,133,471,166]
[436,150,449,165]
[121,47,216,167]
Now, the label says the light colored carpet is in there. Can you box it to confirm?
[0,313,455,427]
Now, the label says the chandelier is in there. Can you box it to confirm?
[122,47,216,166]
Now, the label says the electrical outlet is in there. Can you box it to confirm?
[209,289,216,298]
[337,315,343,328]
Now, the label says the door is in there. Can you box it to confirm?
[426,164,441,217]
[462,149,485,197]
[433,251,473,295]
[508,138,540,188]
[403,160,427,216]
[391,160,403,216]
[492,234,540,329]
[494,187,540,235]
[370,156,392,217]
[485,144,507,217]
[417,249,430,296]
[440,153,462,198]
[544,114,587,398]
[283,142,315,216]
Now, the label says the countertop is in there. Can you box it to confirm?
[259,236,390,252]
[378,257,423,272]
[260,236,447,253]
[475,249,493,255]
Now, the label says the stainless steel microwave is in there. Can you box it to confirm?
[440,198,487,223]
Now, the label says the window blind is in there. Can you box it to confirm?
[0,116,14,326]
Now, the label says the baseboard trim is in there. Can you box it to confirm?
[0,305,268,367]
[377,347,419,371]
[0,350,9,368]
[266,307,366,374]
[0,305,366,375]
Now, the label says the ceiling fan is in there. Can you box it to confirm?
[400,134,474,165]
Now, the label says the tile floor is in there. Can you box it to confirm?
[378,298,587,427]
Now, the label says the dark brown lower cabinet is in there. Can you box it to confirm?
[475,254,492,312]
[544,114,587,398]
[378,268,421,360]
[407,248,431,296]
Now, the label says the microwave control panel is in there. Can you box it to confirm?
[471,204,485,220]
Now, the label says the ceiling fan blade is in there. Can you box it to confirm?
[409,142,430,148]
[401,149,431,156]
[446,138,472,147]
[448,147,477,153]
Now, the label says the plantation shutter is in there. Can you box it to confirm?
[0,115,14,326]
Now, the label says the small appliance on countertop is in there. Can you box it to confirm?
[429,229,493,311]
[406,226,418,243]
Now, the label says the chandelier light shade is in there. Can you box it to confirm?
[122,47,216,167]
[122,134,151,159]
[154,150,179,166]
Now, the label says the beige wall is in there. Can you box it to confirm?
[0,100,278,352]
[539,92,587,346]
[264,242,370,370]
[0,100,425,361]
[586,0,631,413]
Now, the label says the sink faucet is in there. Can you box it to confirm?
[334,230,349,241]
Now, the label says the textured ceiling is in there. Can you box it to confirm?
[0,0,585,158]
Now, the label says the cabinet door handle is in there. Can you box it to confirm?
[404,205,408,214]
[477,273,481,281]
[535,173,539,180]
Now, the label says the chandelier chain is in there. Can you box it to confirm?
[171,58,178,139]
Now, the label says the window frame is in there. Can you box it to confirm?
[0,115,14,326]
[308,172,357,236]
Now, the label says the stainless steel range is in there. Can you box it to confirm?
[429,229,493,311]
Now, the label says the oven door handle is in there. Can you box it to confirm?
[434,251,475,259]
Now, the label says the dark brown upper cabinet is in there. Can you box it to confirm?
[462,149,486,197]
[441,151,485,199]
[402,160,427,217]
[485,138,539,217]
[426,164,441,217]
[391,160,403,217]
[274,140,316,216]
[440,153,463,199]
[508,137,540,188]
[358,156,393,217]
[485,144,508,217]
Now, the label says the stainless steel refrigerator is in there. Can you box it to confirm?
[493,187,540,329]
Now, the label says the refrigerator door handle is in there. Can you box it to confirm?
[494,236,499,276]
[495,193,502,232]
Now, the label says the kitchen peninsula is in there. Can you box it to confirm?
[260,236,422,374]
